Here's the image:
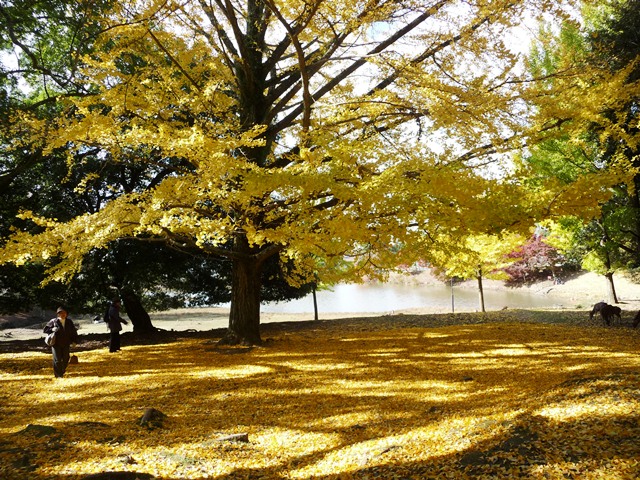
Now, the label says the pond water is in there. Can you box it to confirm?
[0,282,572,342]
[261,282,566,314]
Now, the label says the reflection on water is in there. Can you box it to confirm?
[262,283,565,314]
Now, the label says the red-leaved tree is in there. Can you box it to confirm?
[503,236,566,286]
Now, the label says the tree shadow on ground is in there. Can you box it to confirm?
[1,314,639,479]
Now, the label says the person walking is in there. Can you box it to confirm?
[107,298,128,352]
[43,306,79,378]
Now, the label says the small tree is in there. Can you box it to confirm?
[431,233,523,312]
[545,218,626,304]
[503,235,565,286]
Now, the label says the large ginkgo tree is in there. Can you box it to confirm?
[0,0,630,344]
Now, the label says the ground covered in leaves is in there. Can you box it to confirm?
[1,310,639,479]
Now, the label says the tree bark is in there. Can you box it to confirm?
[477,269,486,313]
[121,289,156,334]
[312,285,318,321]
[631,176,640,260]
[602,248,619,304]
[219,254,263,345]
[605,272,619,304]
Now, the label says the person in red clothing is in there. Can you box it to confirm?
[43,306,79,378]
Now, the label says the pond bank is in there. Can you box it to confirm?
[3,270,640,343]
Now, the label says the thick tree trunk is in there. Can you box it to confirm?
[121,289,156,334]
[219,255,263,346]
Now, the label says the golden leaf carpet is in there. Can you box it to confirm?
[1,311,639,479]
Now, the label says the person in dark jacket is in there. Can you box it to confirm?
[108,298,128,352]
[43,306,79,378]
